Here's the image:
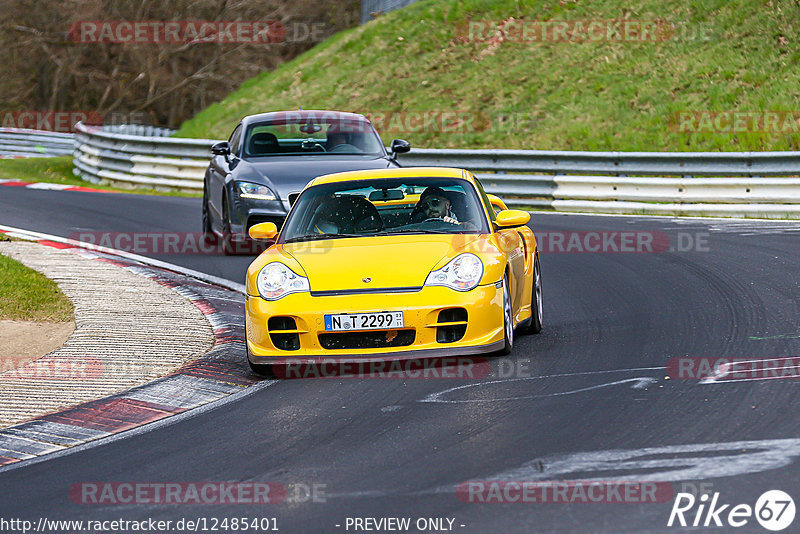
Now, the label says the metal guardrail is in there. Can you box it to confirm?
[73,123,215,191]
[71,123,800,218]
[101,124,174,137]
[400,149,800,218]
[399,148,800,177]
[0,128,75,158]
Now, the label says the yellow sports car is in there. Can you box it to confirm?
[244,167,542,374]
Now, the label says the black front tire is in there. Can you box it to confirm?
[201,192,215,244]
[521,253,543,335]
[500,274,514,355]
[246,343,275,378]
[221,194,237,255]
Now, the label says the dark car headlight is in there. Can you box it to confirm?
[238,182,278,201]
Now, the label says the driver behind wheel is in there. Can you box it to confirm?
[408,187,459,224]
[313,195,384,234]
[326,131,349,151]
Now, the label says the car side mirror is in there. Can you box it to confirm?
[211,141,231,160]
[495,209,531,229]
[390,139,411,159]
[248,222,278,240]
[288,192,300,207]
[487,194,508,214]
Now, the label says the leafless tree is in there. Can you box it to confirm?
[0,0,359,128]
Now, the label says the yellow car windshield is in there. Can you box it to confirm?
[281,178,489,242]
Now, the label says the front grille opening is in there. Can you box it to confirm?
[439,308,468,323]
[268,316,296,331]
[271,333,300,351]
[319,329,415,350]
[436,308,468,343]
[268,316,300,351]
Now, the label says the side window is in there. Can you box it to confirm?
[472,175,497,223]
[229,125,243,157]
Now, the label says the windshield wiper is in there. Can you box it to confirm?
[284,233,362,243]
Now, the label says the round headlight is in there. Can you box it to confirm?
[261,264,288,290]
[424,253,484,291]
[453,254,483,283]
[256,262,309,300]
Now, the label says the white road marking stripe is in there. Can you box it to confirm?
[420,375,660,404]
[25,183,73,190]
[0,223,245,294]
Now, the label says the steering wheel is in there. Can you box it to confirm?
[422,217,460,225]
[329,143,362,153]
[300,139,326,152]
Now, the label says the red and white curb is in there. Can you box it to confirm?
[0,178,108,193]
[0,227,258,469]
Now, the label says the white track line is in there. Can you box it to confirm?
[420,367,665,404]
[0,224,245,294]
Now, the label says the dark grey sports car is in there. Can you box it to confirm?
[201,110,410,254]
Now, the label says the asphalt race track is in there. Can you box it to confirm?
[2,187,800,533]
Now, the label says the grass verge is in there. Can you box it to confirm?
[176,0,800,152]
[0,240,74,322]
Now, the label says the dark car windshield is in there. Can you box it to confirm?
[242,114,385,158]
[281,177,490,243]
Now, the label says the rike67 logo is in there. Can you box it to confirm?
[668,490,795,531]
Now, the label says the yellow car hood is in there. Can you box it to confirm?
[282,234,484,291]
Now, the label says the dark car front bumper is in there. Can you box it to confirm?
[228,197,291,243]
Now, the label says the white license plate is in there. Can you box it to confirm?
[324,312,404,332]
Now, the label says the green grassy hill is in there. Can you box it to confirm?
[176,0,800,151]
